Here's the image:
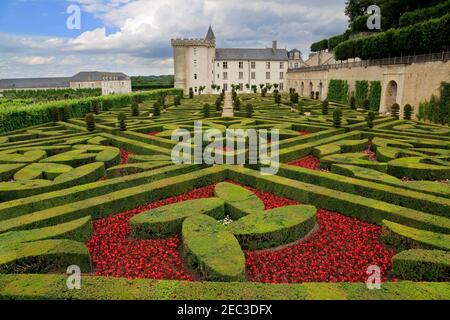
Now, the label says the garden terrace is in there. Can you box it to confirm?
[0,92,449,300]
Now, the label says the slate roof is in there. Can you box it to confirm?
[205,26,216,41]
[215,48,288,61]
[71,72,130,82]
[0,71,130,90]
[0,77,70,90]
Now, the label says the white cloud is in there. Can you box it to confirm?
[1,0,348,78]
[16,56,56,65]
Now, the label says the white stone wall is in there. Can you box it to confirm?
[70,80,131,95]
[214,60,287,93]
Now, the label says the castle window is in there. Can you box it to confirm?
[223,83,228,91]
[239,83,243,91]
[280,62,284,69]
[251,72,256,80]
[194,48,197,55]
[295,62,299,68]
[279,83,284,90]
[266,62,271,69]
[217,62,220,67]
[239,72,244,80]
[280,72,284,79]
[266,72,270,80]
[223,72,228,80]
[223,62,228,69]
[251,61,256,69]
[239,62,244,69]
[194,74,198,80]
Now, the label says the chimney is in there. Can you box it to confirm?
[272,40,277,52]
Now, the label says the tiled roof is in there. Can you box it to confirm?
[215,48,288,61]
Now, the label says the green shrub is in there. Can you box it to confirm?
[335,14,450,60]
[350,96,356,110]
[189,88,194,99]
[174,95,181,106]
[203,103,211,118]
[392,249,450,281]
[233,98,241,111]
[62,105,71,122]
[310,91,315,99]
[91,101,100,115]
[274,93,281,105]
[404,104,413,120]
[131,101,140,117]
[363,99,370,111]
[85,113,96,132]
[399,0,450,27]
[333,108,343,128]
[118,112,127,132]
[215,98,222,111]
[153,102,161,117]
[391,103,400,119]
[245,104,254,118]
[367,111,375,129]
[321,100,329,115]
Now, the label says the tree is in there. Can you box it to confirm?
[203,103,211,118]
[118,112,127,131]
[153,102,161,117]
[391,103,400,119]
[252,85,257,94]
[85,113,96,132]
[131,101,140,117]
[333,108,343,128]
[404,104,413,120]
[315,91,320,100]
[310,91,315,99]
[344,0,373,23]
[322,100,329,115]
[367,111,375,129]
[262,88,267,98]
[245,104,254,118]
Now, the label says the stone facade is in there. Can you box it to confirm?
[171,27,299,95]
[0,71,132,96]
[287,53,450,116]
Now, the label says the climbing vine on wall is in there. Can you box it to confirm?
[368,81,382,111]
[327,80,349,104]
[355,81,369,107]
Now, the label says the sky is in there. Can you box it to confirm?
[0,0,348,78]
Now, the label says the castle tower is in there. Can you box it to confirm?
[171,26,216,95]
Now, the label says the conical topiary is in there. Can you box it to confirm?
[404,104,413,120]
[86,113,96,132]
[153,102,161,117]
[131,101,140,117]
[118,112,127,131]
[367,111,375,129]
[203,103,211,118]
[391,103,400,119]
[322,100,329,115]
[333,108,343,128]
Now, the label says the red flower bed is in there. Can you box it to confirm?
[245,209,396,283]
[298,131,311,136]
[147,132,161,136]
[87,185,215,280]
[288,155,321,170]
[87,182,395,283]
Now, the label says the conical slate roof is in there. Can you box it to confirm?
[205,26,215,40]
